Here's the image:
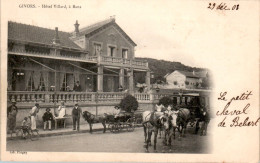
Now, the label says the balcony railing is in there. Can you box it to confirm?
[8,49,98,63]
[9,49,148,69]
[100,56,148,69]
[7,91,164,105]
[7,90,210,106]
[132,60,148,68]
[7,91,129,104]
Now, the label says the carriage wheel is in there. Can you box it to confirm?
[190,122,195,128]
[127,123,135,132]
[114,123,121,133]
[109,124,115,133]
[127,118,135,132]
[136,118,142,124]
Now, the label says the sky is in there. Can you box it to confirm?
[3,0,259,69]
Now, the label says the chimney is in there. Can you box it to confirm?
[110,15,116,22]
[53,27,60,44]
[74,20,80,37]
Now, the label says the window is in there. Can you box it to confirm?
[60,50,81,58]
[122,49,128,59]
[38,73,45,91]
[27,72,35,91]
[60,73,74,91]
[94,43,101,56]
[25,45,50,54]
[108,46,115,57]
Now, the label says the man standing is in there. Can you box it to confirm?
[72,103,82,131]
[73,81,82,92]
[7,99,18,138]
[30,103,40,131]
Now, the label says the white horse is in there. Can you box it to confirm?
[142,111,165,152]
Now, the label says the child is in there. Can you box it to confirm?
[21,117,31,139]
[42,108,54,131]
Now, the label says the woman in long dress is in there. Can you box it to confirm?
[56,101,66,118]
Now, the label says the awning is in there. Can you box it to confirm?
[68,62,97,75]
[29,58,55,72]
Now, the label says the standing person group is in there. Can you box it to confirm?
[7,100,84,136]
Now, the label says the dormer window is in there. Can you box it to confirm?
[94,43,101,56]
[122,49,128,59]
[108,46,116,57]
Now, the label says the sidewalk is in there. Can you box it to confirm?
[7,123,106,141]
[7,123,143,141]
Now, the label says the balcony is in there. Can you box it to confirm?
[8,49,98,63]
[8,49,149,70]
[100,56,148,69]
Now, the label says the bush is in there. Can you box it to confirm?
[119,95,138,113]
[158,96,172,107]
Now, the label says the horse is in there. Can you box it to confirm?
[82,111,114,133]
[163,108,190,146]
[177,108,191,137]
[142,110,165,152]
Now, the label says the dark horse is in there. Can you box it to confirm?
[82,111,133,133]
[82,111,112,133]
[142,111,165,152]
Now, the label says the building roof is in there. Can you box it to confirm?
[164,70,207,79]
[8,21,82,50]
[76,18,137,46]
[8,18,137,49]
[177,70,207,78]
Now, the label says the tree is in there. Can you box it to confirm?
[201,77,209,89]
[158,96,172,107]
[119,95,139,113]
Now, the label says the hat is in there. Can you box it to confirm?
[75,103,78,106]
[35,103,39,106]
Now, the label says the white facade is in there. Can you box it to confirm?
[165,70,201,89]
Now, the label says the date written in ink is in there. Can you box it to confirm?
[208,2,239,10]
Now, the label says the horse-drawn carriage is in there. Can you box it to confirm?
[82,109,136,134]
[106,111,135,133]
